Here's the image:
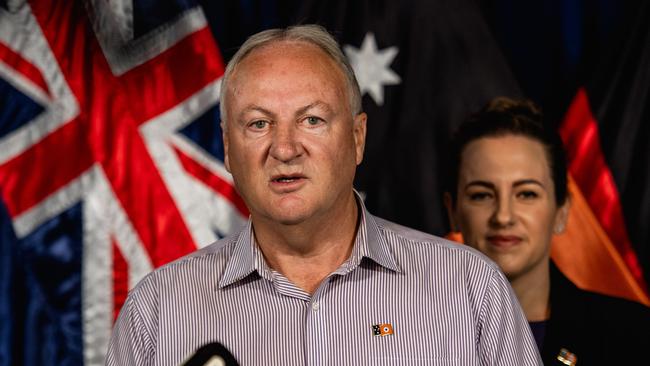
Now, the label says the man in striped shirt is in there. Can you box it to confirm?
[106,24,541,365]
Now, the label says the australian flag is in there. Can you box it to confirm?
[0,1,247,364]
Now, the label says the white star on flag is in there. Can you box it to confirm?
[344,32,401,106]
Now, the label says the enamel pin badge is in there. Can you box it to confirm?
[372,323,394,336]
[556,348,577,365]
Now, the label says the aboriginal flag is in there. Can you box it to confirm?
[553,1,650,304]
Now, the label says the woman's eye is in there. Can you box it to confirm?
[469,192,492,201]
[517,190,539,199]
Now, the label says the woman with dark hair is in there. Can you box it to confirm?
[444,97,650,365]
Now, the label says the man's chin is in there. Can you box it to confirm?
[266,197,312,222]
[249,203,311,226]
[270,210,311,226]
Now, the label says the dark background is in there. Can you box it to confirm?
[199,0,648,276]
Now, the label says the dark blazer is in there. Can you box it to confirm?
[541,261,650,365]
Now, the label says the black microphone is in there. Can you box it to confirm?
[182,342,240,366]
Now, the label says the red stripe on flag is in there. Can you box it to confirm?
[112,238,128,322]
[551,176,650,305]
[0,118,94,217]
[120,27,225,126]
[560,88,647,290]
[173,146,249,217]
[0,41,50,97]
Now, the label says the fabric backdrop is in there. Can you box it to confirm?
[1,1,647,365]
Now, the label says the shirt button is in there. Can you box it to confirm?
[312,302,320,311]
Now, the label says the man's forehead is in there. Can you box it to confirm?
[232,40,340,79]
[224,37,353,119]
[228,43,346,94]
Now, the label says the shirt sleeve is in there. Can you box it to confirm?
[105,276,158,366]
[477,270,542,365]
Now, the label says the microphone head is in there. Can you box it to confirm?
[182,342,239,366]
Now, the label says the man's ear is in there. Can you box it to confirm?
[222,121,231,173]
[353,112,367,165]
[443,192,459,232]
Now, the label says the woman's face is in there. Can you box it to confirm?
[446,135,568,282]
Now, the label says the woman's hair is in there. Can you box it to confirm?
[445,97,568,206]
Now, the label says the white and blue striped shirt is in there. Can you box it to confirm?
[106,203,541,365]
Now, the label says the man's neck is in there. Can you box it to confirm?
[510,260,551,322]
[252,192,360,294]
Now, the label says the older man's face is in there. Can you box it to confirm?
[223,41,366,226]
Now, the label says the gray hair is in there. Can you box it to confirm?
[219,24,362,127]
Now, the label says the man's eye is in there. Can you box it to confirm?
[250,120,268,129]
[304,116,323,126]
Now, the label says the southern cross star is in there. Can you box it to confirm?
[344,32,401,106]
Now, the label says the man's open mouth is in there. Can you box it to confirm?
[271,174,305,183]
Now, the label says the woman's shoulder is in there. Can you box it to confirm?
[550,261,650,340]
[545,263,650,364]
[550,261,649,318]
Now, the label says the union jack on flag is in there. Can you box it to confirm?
[0,1,247,365]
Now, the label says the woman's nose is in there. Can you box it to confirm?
[490,195,515,227]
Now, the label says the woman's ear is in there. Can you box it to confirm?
[443,192,459,232]
[553,198,571,234]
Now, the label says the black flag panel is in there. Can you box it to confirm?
[580,1,650,287]
[295,0,521,234]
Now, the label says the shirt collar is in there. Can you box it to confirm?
[218,220,268,288]
[338,191,401,274]
[218,191,401,288]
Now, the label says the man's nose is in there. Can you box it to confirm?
[490,195,515,227]
[269,123,303,162]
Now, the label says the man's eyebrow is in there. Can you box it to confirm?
[295,101,333,117]
[238,102,333,119]
[240,105,275,118]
